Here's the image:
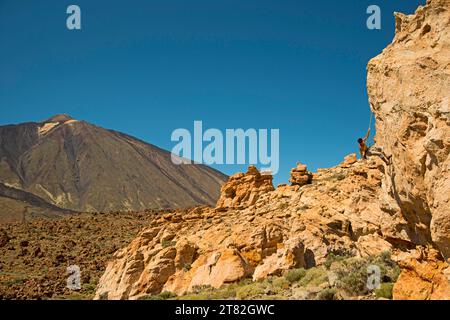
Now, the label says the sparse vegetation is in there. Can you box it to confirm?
[324,252,350,269]
[271,277,290,293]
[320,172,346,182]
[284,268,306,283]
[182,263,192,272]
[138,291,177,300]
[0,277,28,287]
[191,285,214,294]
[375,283,394,299]
[170,252,400,301]
[334,251,400,296]
[236,282,265,299]
[316,288,337,300]
[298,267,328,287]
[55,292,93,300]
[161,240,176,248]
[278,203,289,210]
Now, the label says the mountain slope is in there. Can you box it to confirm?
[0,182,74,223]
[0,115,227,213]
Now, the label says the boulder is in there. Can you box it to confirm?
[189,249,251,290]
[216,165,274,210]
[289,163,313,187]
[0,230,10,248]
[253,238,306,280]
[341,153,357,167]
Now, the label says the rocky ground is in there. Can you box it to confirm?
[0,210,164,299]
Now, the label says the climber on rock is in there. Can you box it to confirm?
[357,128,392,164]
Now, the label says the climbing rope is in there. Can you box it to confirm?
[368,112,374,130]
[366,112,375,149]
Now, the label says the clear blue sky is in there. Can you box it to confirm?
[0,0,424,185]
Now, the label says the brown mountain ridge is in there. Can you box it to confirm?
[0,115,227,218]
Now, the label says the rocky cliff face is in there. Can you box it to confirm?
[215,165,275,211]
[367,0,450,259]
[95,157,401,299]
[94,0,449,300]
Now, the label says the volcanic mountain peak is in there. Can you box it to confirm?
[0,116,227,216]
[38,114,78,135]
[43,114,75,123]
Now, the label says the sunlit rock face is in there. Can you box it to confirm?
[367,0,450,259]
